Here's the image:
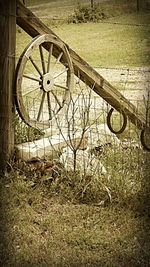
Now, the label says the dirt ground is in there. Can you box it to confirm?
[96,66,150,103]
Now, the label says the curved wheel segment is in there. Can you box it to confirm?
[140,128,150,151]
[107,108,127,134]
[15,34,74,129]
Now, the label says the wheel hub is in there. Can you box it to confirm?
[42,73,54,92]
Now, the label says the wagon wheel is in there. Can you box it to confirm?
[107,108,127,134]
[15,34,74,129]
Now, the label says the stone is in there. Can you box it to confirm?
[60,146,107,176]
[15,131,88,161]
[88,123,120,148]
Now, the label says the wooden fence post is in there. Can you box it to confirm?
[91,0,94,8]
[137,0,140,11]
[0,0,16,174]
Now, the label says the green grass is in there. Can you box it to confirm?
[26,0,149,21]
[16,11,150,68]
[27,0,150,68]
[53,13,150,67]
[26,0,79,19]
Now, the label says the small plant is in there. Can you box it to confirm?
[48,168,111,204]
[15,114,44,144]
[55,89,91,172]
[68,3,107,23]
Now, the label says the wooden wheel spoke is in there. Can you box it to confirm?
[29,56,42,76]
[51,90,62,108]
[54,83,68,91]
[53,51,63,70]
[23,74,41,82]
[39,45,46,74]
[22,86,40,97]
[53,68,68,80]
[37,91,46,121]
[47,43,53,73]
[47,92,52,120]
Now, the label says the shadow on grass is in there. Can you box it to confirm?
[0,175,15,267]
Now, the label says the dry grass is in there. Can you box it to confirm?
[0,151,150,266]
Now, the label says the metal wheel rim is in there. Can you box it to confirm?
[107,108,127,134]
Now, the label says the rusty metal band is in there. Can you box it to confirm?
[140,128,150,151]
[107,108,127,134]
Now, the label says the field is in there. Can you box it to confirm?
[1,1,150,266]
[17,1,150,67]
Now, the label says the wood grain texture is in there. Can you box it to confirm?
[0,0,16,172]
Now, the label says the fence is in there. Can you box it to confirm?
[13,62,150,204]
[0,0,150,182]
[14,63,150,161]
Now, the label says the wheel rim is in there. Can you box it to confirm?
[140,128,150,151]
[15,34,74,129]
[107,108,127,134]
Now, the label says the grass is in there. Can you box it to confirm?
[0,150,150,266]
[26,0,150,21]
[26,0,79,20]
[53,13,150,67]
[2,1,150,266]
[16,11,150,68]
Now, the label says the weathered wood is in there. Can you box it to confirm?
[16,0,145,130]
[0,0,16,173]
[137,0,140,11]
[15,34,74,129]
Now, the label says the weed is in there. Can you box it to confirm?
[15,114,44,144]
[68,3,107,23]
